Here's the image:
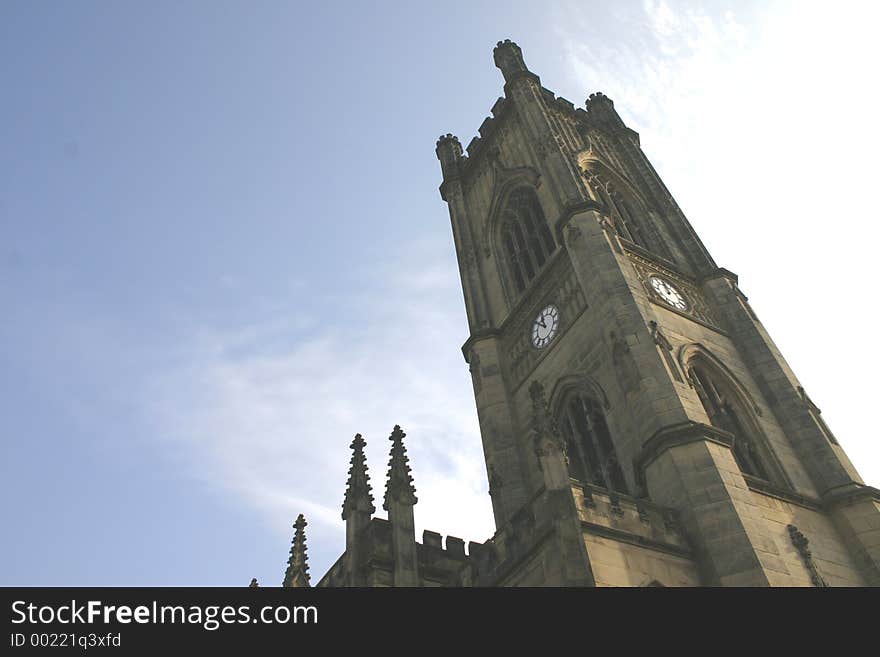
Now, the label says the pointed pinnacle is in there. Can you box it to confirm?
[384,424,417,510]
[282,513,310,587]
[342,433,375,520]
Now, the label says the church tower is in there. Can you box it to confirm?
[285,40,878,587]
[434,40,879,586]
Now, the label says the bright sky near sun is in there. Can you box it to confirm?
[2,1,878,585]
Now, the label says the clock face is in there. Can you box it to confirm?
[531,304,560,349]
[649,276,688,311]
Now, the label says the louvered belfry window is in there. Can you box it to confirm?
[501,188,555,294]
[558,394,628,494]
[690,365,769,481]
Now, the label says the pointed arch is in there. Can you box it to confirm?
[480,165,542,260]
[580,156,672,260]
[547,373,611,417]
[550,377,628,495]
[678,343,788,486]
[484,175,557,300]
[677,344,762,418]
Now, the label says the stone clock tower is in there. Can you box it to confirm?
[279,40,878,587]
[431,40,879,586]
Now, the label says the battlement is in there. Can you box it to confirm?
[572,483,692,554]
[315,518,482,587]
[436,41,639,186]
[420,530,471,560]
[281,36,879,589]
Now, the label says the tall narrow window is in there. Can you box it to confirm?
[500,188,555,294]
[557,394,628,493]
[690,365,769,480]
[613,195,645,248]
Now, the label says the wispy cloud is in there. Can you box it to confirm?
[552,0,880,485]
[129,2,879,580]
[143,238,494,576]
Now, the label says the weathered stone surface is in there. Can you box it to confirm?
[287,40,878,588]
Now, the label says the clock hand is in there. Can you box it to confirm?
[537,316,546,328]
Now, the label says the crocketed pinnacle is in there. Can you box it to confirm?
[342,433,375,520]
[282,514,310,588]
[383,425,417,510]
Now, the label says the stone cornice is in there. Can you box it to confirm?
[551,199,604,243]
[437,177,460,202]
[620,238,689,279]
[635,421,734,474]
[699,267,739,286]
[460,328,502,362]
[580,521,694,559]
[500,70,542,93]
[635,423,871,512]
[821,483,880,509]
[743,475,823,511]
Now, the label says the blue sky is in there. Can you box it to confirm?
[2,1,878,585]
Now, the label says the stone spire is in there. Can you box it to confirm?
[342,433,375,520]
[384,425,417,510]
[383,425,419,586]
[282,514,310,588]
[342,433,375,586]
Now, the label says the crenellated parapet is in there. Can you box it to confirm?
[585,92,625,130]
[255,38,877,589]
[493,39,534,84]
[435,133,465,183]
[315,519,485,587]
[572,484,692,552]
[293,423,702,587]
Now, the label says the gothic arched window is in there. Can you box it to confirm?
[557,394,628,494]
[500,187,556,294]
[689,364,770,481]
[613,195,645,248]
[584,169,673,261]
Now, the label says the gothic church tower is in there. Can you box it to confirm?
[434,40,879,586]
[285,40,878,587]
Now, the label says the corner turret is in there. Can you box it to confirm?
[435,134,464,182]
[493,39,531,83]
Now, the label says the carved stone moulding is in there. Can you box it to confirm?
[500,253,588,388]
[625,246,721,330]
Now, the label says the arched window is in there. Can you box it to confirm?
[557,394,628,493]
[500,187,556,294]
[689,364,769,481]
[613,195,645,248]
[584,169,673,260]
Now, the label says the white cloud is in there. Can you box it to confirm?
[553,0,880,486]
[140,3,880,583]
[144,239,495,577]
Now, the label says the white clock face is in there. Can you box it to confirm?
[649,276,688,311]
[531,304,559,349]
